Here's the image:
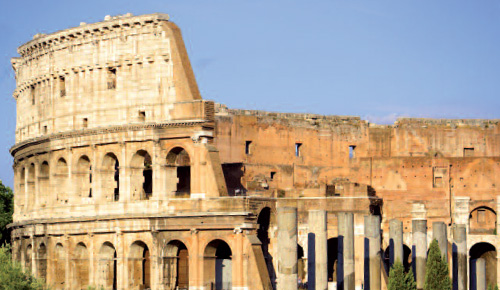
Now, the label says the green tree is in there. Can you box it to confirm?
[0,246,45,289]
[424,239,451,290]
[0,181,13,245]
[388,260,417,290]
[488,284,499,290]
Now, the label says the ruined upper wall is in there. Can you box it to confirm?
[11,13,204,144]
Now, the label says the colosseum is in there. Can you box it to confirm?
[8,12,500,290]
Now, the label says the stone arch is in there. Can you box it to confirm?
[38,161,49,206]
[54,243,65,289]
[469,206,496,234]
[19,167,26,208]
[128,240,151,289]
[204,239,232,290]
[470,242,497,289]
[130,150,153,200]
[55,158,69,204]
[37,243,47,281]
[76,155,92,199]
[166,147,191,198]
[25,244,33,272]
[99,242,117,289]
[27,163,35,209]
[162,240,189,289]
[383,244,412,274]
[102,153,120,202]
[72,242,90,289]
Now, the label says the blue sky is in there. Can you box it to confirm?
[1,0,499,187]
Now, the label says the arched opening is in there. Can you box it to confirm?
[76,156,92,199]
[19,167,26,209]
[163,240,189,289]
[470,242,497,289]
[73,242,90,289]
[383,244,413,274]
[27,164,35,209]
[128,241,151,289]
[54,243,65,289]
[38,162,49,207]
[102,153,119,202]
[298,244,306,284]
[55,158,68,204]
[328,238,338,284]
[166,147,191,198]
[469,207,497,235]
[25,244,33,272]
[204,239,232,290]
[37,243,47,281]
[257,207,276,285]
[99,242,117,289]
[130,150,153,200]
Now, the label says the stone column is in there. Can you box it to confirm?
[452,224,467,290]
[364,215,381,290]
[338,212,355,290]
[64,236,72,290]
[412,219,427,290]
[152,140,163,200]
[308,210,328,290]
[277,207,298,290]
[189,229,200,289]
[433,222,448,260]
[389,219,403,266]
[476,258,486,290]
[88,234,95,285]
[233,228,244,288]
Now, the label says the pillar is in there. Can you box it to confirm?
[277,207,298,290]
[364,215,381,290]
[389,219,403,266]
[308,210,328,290]
[476,258,486,290]
[338,212,355,290]
[412,219,427,290]
[453,224,467,290]
[433,222,448,260]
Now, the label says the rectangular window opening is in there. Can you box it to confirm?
[83,118,88,128]
[295,143,302,157]
[107,67,117,90]
[464,147,474,157]
[31,85,35,105]
[43,126,47,134]
[139,111,146,122]
[478,209,486,223]
[270,171,276,181]
[59,76,66,97]
[349,145,356,159]
[245,141,252,155]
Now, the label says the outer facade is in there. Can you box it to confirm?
[9,13,500,290]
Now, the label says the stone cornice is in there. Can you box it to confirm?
[17,13,170,58]
[10,120,212,157]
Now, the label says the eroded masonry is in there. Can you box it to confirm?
[9,13,500,290]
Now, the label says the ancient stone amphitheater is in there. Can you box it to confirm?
[8,13,500,290]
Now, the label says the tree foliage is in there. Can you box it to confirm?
[0,246,45,290]
[488,284,499,290]
[424,239,451,290]
[388,260,417,290]
[0,181,13,245]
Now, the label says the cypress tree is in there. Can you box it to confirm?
[424,239,451,290]
[388,260,417,290]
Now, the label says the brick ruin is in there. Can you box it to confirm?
[8,13,500,290]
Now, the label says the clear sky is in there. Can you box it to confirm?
[1,0,499,187]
